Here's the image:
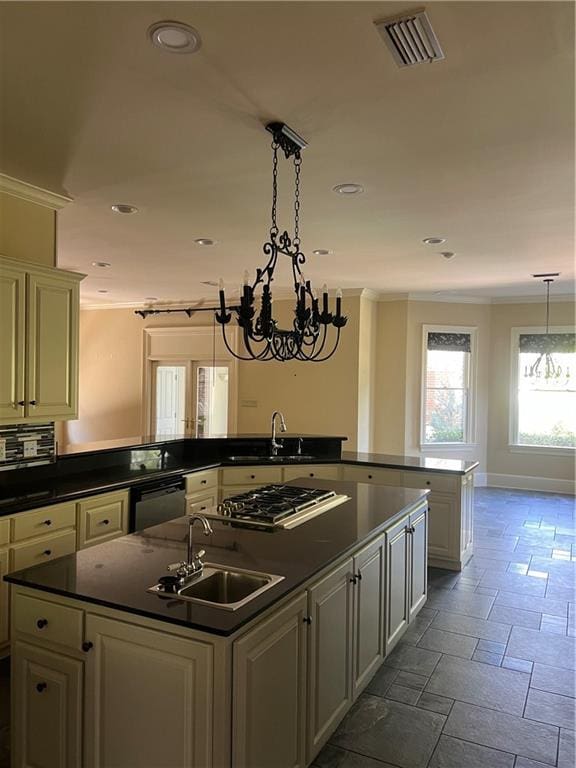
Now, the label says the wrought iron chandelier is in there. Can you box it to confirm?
[524,273,567,381]
[215,122,347,362]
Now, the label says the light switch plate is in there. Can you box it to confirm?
[23,440,38,458]
[0,439,5,461]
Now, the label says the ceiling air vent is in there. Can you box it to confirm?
[375,9,445,68]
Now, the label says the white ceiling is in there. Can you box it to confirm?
[0,1,574,305]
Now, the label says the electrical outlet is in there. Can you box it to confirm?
[23,440,38,458]
[0,439,6,461]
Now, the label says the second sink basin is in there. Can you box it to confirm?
[149,565,285,611]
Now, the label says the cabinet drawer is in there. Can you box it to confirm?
[220,466,283,486]
[0,519,9,547]
[10,530,76,572]
[184,469,218,495]
[186,493,217,515]
[13,592,83,650]
[283,464,341,482]
[12,501,76,543]
[77,491,128,549]
[401,472,458,494]
[341,465,401,485]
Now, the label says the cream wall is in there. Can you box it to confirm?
[487,301,575,484]
[373,300,408,455]
[0,191,56,267]
[65,295,364,449]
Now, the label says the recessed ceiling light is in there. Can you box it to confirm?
[195,238,215,246]
[92,261,111,268]
[144,296,158,301]
[148,21,202,54]
[98,289,109,294]
[312,249,331,256]
[111,204,138,214]
[201,280,218,286]
[422,237,446,245]
[333,183,364,195]
[440,251,456,260]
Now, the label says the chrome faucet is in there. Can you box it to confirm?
[167,515,213,582]
[271,411,287,455]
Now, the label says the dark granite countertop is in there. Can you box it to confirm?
[5,479,428,637]
[342,451,479,475]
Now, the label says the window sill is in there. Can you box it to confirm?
[420,443,478,452]
[509,444,575,457]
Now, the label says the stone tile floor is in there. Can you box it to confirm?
[315,487,576,768]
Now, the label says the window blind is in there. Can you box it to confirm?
[519,333,576,354]
[427,332,471,352]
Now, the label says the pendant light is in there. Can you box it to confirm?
[215,122,347,362]
[524,273,568,381]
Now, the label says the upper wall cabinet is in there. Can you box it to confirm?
[0,257,84,424]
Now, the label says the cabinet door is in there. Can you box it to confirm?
[427,494,457,562]
[77,491,128,549]
[233,593,308,768]
[26,271,79,419]
[461,475,474,557]
[84,614,213,768]
[0,550,8,647]
[12,640,83,768]
[307,558,354,762]
[0,263,26,421]
[386,517,409,652]
[352,535,385,697]
[409,508,428,621]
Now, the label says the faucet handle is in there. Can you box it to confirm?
[194,549,206,562]
[167,561,186,572]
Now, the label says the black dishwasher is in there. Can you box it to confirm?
[129,476,186,532]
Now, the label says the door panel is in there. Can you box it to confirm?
[307,558,354,762]
[409,509,428,620]
[0,264,26,421]
[386,518,409,652]
[13,641,82,768]
[27,273,79,419]
[353,536,385,697]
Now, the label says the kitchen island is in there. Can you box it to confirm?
[6,478,428,768]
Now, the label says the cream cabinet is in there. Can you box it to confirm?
[352,534,385,697]
[12,640,83,768]
[307,558,354,761]
[0,256,84,424]
[282,464,341,482]
[84,613,214,768]
[77,490,129,550]
[185,468,219,514]
[233,593,308,768]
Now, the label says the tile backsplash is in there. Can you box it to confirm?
[0,423,55,471]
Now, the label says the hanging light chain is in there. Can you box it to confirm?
[293,152,302,247]
[270,142,279,237]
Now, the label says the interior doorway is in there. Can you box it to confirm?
[151,361,231,437]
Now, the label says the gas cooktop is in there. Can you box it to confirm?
[205,484,350,529]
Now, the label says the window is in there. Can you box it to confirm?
[421,326,476,446]
[511,327,575,450]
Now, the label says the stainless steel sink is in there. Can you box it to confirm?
[226,455,316,462]
[148,565,284,610]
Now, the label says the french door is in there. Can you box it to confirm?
[151,361,230,437]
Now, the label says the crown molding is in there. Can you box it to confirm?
[491,294,575,304]
[0,173,72,210]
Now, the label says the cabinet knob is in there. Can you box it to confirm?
[35,682,47,693]
[17,400,25,406]
[356,571,363,581]
[303,616,312,625]
[82,641,94,652]
[29,400,37,406]
[250,474,255,479]
[36,618,48,629]
[349,575,357,585]
[201,480,207,485]
[309,473,315,477]
[368,474,373,479]
[426,481,431,486]
[44,520,52,526]
[101,519,110,526]
[43,549,52,556]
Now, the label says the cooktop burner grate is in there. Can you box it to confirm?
[224,484,337,524]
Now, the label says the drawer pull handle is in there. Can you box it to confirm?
[82,641,94,652]
[36,682,47,693]
[36,618,48,629]
[201,480,207,485]
[43,549,52,556]
[303,616,312,625]
[101,519,110,525]
[29,400,37,406]
[44,520,52,526]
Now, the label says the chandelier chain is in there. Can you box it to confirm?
[293,153,302,247]
[270,142,279,237]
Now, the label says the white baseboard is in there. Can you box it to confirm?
[474,472,487,487]
[486,473,575,495]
